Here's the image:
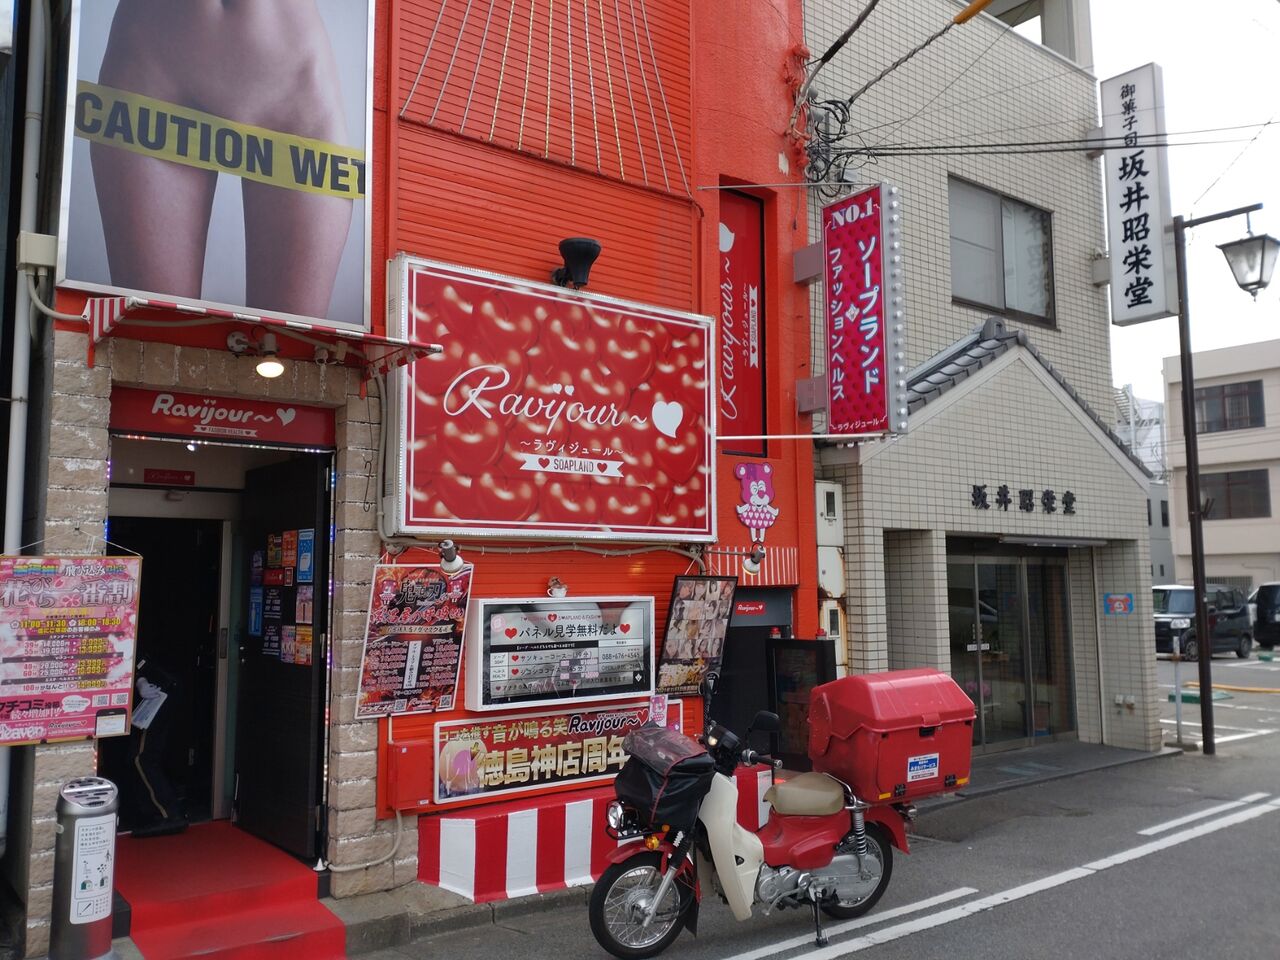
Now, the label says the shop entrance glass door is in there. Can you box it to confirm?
[947,552,1075,750]
[977,562,1029,746]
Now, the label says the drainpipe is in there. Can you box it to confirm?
[1,0,51,856]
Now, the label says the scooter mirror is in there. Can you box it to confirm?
[750,710,781,734]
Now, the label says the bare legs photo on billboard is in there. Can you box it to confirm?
[90,0,354,319]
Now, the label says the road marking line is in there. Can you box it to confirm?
[1138,793,1270,835]
[784,797,1280,958]
[723,888,978,960]
[1157,720,1263,732]
[1211,729,1277,745]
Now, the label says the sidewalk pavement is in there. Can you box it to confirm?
[107,740,1180,959]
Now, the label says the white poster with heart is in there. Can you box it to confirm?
[390,255,717,541]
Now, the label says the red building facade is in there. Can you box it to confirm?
[20,0,813,949]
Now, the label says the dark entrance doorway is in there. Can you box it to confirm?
[101,517,222,829]
[104,438,332,862]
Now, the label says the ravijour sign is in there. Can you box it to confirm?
[718,192,766,456]
[110,387,335,448]
[58,1,372,331]
[823,185,907,436]
[0,556,141,745]
[465,596,655,711]
[1102,63,1177,326]
[390,256,715,541]
[435,699,683,804]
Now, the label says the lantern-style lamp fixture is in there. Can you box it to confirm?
[1217,233,1280,298]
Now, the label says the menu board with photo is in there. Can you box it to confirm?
[355,564,472,718]
[656,576,737,696]
[465,596,654,711]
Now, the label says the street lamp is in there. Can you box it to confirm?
[1174,202,1279,756]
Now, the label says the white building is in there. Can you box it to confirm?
[1164,338,1280,592]
[801,0,1158,753]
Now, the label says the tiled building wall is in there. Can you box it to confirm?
[804,1,1112,415]
[820,352,1157,751]
[883,529,949,670]
[19,330,402,956]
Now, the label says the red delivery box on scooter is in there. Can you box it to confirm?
[808,669,975,803]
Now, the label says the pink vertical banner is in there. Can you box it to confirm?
[0,556,141,744]
[822,184,906,436]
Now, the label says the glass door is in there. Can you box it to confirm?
[948,551,1076,751]
[947,562,985,746]
[978,562,1030,745]
[1026,558,1074,737]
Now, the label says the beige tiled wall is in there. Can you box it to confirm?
[819,352,1158,751]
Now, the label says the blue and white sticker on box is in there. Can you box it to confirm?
[907,752,939,782]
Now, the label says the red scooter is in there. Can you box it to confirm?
[588,670,973,958]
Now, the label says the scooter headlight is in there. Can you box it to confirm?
[606,801,626,831]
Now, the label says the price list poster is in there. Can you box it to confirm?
[0,556,142,744]
[356,565,472,718]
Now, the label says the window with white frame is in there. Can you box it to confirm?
[949,178,1055,323]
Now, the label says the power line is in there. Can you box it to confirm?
[1193,118,1278,208]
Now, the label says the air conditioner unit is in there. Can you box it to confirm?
[815,482,844,547]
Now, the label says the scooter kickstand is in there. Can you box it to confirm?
[808,892,828,947]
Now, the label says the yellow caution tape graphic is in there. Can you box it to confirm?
[74,81,365,200]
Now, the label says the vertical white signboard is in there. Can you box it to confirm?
[1102,63,1178,326]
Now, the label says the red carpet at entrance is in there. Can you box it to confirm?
[115,821,346,959]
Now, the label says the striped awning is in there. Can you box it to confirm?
[81,295,440,381]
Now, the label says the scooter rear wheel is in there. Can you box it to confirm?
[820,824,893,920]
[589,851,689,960]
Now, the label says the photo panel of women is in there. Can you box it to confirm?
[656,575,738,696]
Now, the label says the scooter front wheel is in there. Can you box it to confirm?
[589,851,688,959]
[821,823,893,920]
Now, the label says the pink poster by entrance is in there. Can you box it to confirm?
[0,556,142,744]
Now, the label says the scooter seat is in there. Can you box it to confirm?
[764,772,845,816]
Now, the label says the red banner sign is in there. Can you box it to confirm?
[434,699,684,804]
[718,192,766,456]
[391,256,715,541]
[823,185,905,436]
[110,387,335,448]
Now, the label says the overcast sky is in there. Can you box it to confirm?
[1091,0,1280,402]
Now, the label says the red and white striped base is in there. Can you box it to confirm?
[417,766,773,903]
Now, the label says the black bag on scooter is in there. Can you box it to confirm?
[615,726,715,834]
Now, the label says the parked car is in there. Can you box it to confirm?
[1152,584,1252,659]
[1248,583,1280,650]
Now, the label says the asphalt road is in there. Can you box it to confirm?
[369,656,1280,960]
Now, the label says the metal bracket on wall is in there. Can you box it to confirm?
[796,376,827,415]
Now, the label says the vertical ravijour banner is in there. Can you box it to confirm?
[59,0,372,331]
[823,185,906,436]
[0,557,141,744]
[1102,63,1176,326]
[717,192,766,456]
